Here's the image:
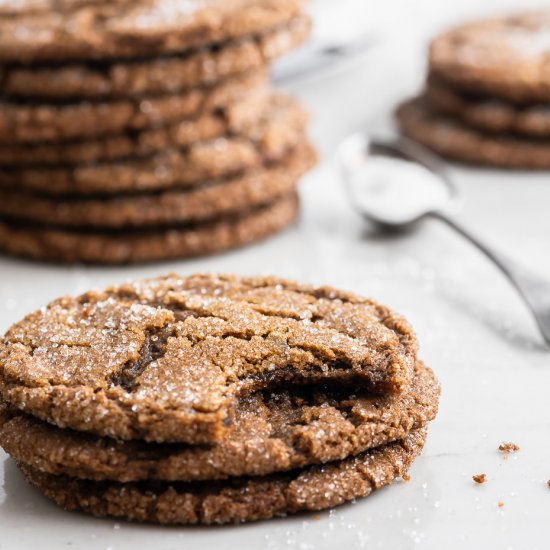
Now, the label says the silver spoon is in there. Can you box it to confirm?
[338,132,550,346]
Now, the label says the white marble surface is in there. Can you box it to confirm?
[1,1,550,549]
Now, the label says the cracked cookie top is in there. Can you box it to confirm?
[0,273,418,443]
[0,0,306,64]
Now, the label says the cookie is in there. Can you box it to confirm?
[0,88,273,166]
[2,16,310,100]
[396,97,550,168]
[429,12,550,103]
[0,0,306,63]
[0,272,417,444]
[0,193,300,265]
[16,429,427,525]
[426,75,550,138]
[0,95,307,195]
[0,70,268,144]
[0,362,438,482]
[0,141,315,228]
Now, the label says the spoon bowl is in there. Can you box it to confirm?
[339,132,460,229]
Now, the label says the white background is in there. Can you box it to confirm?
[1,1,550,548]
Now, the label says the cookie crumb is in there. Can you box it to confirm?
[497,501,504,508]
[498,442,519,453]
[472,473,487,484]
[402,473,411,482]
[547,480,550,489]
[313,515,321,521]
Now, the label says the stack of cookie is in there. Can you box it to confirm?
[397,12,550,168]
[0,274,440,525]
[0,0,315,264]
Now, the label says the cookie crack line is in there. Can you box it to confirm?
[108,325,175,393]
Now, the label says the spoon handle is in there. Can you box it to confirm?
[431,211,550,345]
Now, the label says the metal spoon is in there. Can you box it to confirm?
[338,132,550,346]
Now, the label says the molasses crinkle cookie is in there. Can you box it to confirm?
[397,11,550,168]
[0,274,441,524]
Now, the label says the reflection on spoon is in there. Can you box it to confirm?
[338,133,550,346]
[346,155,452,226]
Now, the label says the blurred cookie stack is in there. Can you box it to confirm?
[397,12,550,169]
[0,0,315,264]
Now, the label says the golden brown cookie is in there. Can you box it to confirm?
[0,0,306,63]
[0,193,300,265]
[0,272,417,443]
[0,363,439,482]
[429,11,550,103]
[0,141,315,227]
[396,97,550,168]
[0,70,268,144]
[0,89,273,166]
[16,429,427,525]
[426,75,550,137]
[2,16,310,100]
[0,95,308,195]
